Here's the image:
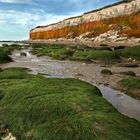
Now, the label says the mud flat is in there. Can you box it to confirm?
[1,49,140,122]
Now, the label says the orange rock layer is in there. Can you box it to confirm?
[30,12,140,40]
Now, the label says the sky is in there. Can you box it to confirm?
[0,0,120,40]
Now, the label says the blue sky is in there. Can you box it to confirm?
[0,0,120,40]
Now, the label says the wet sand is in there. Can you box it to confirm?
[1,50,140,91]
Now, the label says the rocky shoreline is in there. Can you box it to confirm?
[28,36,140,48]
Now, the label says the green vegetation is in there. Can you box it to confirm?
[72,50,120,62]
[31,44,140,63]
[119,77,140,90]
[118,77,140,99]
[0,68,140,140]
[101,69,112,75]
[0,47,12,63]
[0,44,21,64]
[119,19,130,27]
[121,46,140,59]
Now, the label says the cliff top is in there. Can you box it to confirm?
[32,0,136,31]
[84,0,133,14]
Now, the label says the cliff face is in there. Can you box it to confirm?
[30,0,140,41]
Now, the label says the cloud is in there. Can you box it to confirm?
[0,9,73,27]
[0,9,74,40]
[0,0,32,4]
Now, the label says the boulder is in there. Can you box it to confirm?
[20,52,27,57]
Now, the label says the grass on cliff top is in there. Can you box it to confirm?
[31,44,140,63]
[0,68,140,140]
[0,44,21,64]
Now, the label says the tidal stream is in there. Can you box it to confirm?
[1,49,140,122]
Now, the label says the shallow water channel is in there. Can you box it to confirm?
[1,49,140,122]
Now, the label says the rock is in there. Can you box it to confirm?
[75,73,84,77]
[130,38,140,43]
[120,71,136,76]
[100,44,109,47]
[20,52,27,57]
[127,57,133,62]
[117,63,139,67]
[114,37,128,42]
[113,46,126,50]
[82,63,86,65]
[104,83,109,86]
[2,133,16,140]
[101,69,113,75]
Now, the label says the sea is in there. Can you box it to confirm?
[0,41,26,47]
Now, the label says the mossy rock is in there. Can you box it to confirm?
[101,69,112,75]
[20,52,27,57]
[120,71,136,76]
